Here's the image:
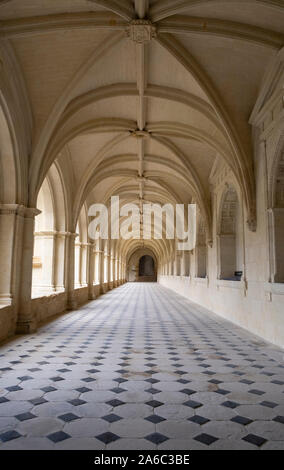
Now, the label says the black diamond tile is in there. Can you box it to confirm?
[68,398,86,406]
[110,387,126,394]
[6,385,22,392]
[215,388,230,395]
[29,397,48,406]
[146,400,163,408]
[221,400,239,409]
[145,414,166,424]
[145,378,159,384]
[242,434,267,447]
[183,399,202,409]
[0,397,9,404]
[107,399,125,407]
[58,413,80,422]
[248,389,265,396]
[194,433,218,446]
[15,412,36,422]
[180,388,196,396]
[96,432,120,444]
[260,401,278,408]
[17,375,33,381]
[81,377,95,383]
[188,415,210,425]
[0,430,22,442]
[145,432,169,445]
[114,378,128,384]
[76,387,91,393]
[177,379,190,384]
[102,414,122,423]
[231,415,253,425]
[50,376,64,382]
[47,431,71,443]
[239,379,254,385]
[145,387,160,394]
[41,386,57,393]
[273,416,284,424]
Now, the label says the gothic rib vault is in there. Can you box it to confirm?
[0,1,284,347]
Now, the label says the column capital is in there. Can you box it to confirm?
[0,204,41,218]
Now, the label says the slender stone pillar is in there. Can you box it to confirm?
[53,232,66,292]
[65,232,78,310]
[112,257,118,287]
[16,207,41,333]
[0,204,23,306]
[99,248,106,294]
[88,241,96,300]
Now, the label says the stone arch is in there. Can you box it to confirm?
[127,248,157,282]
[32,163,67,297]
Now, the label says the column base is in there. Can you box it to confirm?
[88,293,96,300]
[67,293,78,310]
[16,318,37,334]
[100,283,108,295]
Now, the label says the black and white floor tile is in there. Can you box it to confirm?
[0,283,283,450]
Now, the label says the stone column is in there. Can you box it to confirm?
[65,232,78,310]
[52,232,66,292]
[88,241,96,300]
[116,259,120,285]
[113,258,118,287]
[0,204,23,306]
[16,207,41,333]
[112,257,117,287]
[99,248,106,294]
[107,252,112,289]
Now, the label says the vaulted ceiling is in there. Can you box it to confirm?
[1,0,284,251]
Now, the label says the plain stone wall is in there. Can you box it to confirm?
[31,292,67,324]
[0,305,16,342]
[159,143,284,349]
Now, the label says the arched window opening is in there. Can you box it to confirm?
[273,154,284,282]
[218,187,243,281]
[32,163,66,298]
[32,178,55,297]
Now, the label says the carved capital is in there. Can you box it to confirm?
[246,215,257,232]
[126,20,156,44]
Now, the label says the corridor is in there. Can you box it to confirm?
[0,283,283,450]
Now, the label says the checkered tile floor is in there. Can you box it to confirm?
[0,283,284,450]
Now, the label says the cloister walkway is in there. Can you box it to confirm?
[0,283,283,450]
